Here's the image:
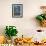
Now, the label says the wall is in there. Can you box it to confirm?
[0,0,46,38]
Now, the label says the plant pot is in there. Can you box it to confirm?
[7,39,12,44]
[11,36,17,44]
[40,20,46,27]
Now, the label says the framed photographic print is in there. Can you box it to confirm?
[12,4,23,18]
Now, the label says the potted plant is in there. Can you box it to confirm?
[5,26,18,43]
[36,6,46,27]
[36,14,46,27]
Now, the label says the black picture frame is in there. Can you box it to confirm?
[12,4,23,18]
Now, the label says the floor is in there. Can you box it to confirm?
[14,43,46,46]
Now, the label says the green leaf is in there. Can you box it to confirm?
[44,15,46,19]
[36,15,44,21]
[5,26,18,39]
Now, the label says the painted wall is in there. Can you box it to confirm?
[0,0,46,40]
